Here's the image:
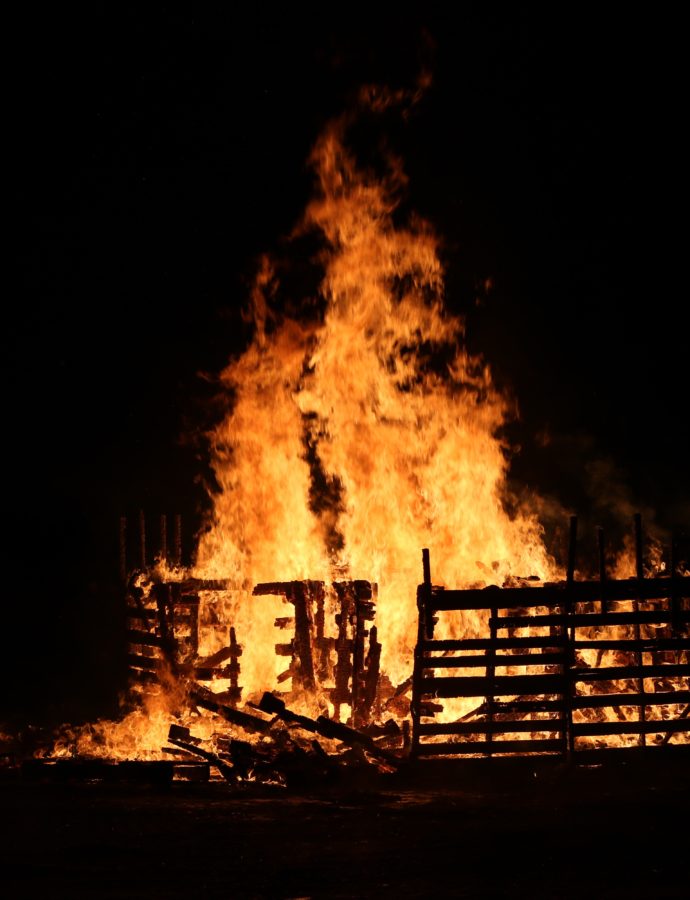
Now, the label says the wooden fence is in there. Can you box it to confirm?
[411,519,690,760]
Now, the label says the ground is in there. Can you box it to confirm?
[2,756,688,899]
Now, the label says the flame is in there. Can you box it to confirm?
[30,91,688,766]
[195,97,554,693]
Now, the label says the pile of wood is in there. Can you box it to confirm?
[122,563,411,784]
[163,688,404,786]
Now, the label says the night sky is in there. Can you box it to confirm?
[6,8,688,722]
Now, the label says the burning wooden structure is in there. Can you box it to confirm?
[19,511,686,785]
[411,516,690,760]
[112,511,403,783]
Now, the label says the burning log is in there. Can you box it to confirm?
[256,692,401,766]
[190,685,273,735]
[167,725,235,782]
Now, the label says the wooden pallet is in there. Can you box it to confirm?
[411,519,690,759]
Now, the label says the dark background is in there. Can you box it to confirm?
[5,7,688,724]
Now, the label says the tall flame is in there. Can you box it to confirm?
[196,95,555,689]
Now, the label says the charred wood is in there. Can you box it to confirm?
[190,685,272,734]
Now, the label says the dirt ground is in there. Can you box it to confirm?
[2,756,688,899]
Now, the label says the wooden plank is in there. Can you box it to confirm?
[416,738,565,756]
[171,594,200,607]
[418,719,565,736]
[421,674,564,698]
[572,720,690,737]
[572,664,690,682]
[190,687,272,734]
[429,576,689,611]
[127,668,159,685]
[574,744,690,763]
[420,652,565,669]
[126,607,159,621]
[491,611,690,629]
[493,699,564,713]
[571,690,690,709]
[126,653,163,671]
[421,637,565,651]
[126,630,169,648]
[573,638,690,651]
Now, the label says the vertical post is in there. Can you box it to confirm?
[486,605,498,758]
[633,514,647,747]
[363,624,381,722]
[313,583,330,682]
[174,514,182,566]
[411,549,432,759]
[566,515,577,585]
[138,510,146,570]
[119,516,128,584]
[670,529,680,633]
[597,526,607,614]
[352,581,375,728]
[227,626,242,707]
[564,515,577,759]
[422,548,434,639]
[332,583,353,723]
[292,583,316,695]
[159,514,168,563]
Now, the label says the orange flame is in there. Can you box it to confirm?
[195,99,555,693]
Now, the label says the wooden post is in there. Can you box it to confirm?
[227,626,242,707]
[174,514,182,566]
[486,604,498,758]
[363,624,381,722]
[159,514,168,563]
[633,514,647,747]
[597,526,607,614]
[292,583,316,694]
[313,583,331,682]
[422,548,434,640]
[119,516,128,583]
[670,529,680,633]
[333,583,353,722]
[411,549,432,758]
[139,510,146,569]
[564,515,577,758]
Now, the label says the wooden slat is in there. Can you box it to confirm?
[493,699,564,713]
[127,668,159,685]
[126,607,158,620]
[571,690,690,709]
[572,664,690,682]
[430,576,689,611]
[171,594,200,606]
[573,638,690,651]
[573,744,690,763]
[418,719,565,736]
[421,637,565,651]
[421,653,565,669]
[126,653,163,671]
[126,630,169,648]
[491,611,690,629]
[421,674,564,697]
[416,738,565,756]
[573,720,690,736]
[178,578,230,592]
